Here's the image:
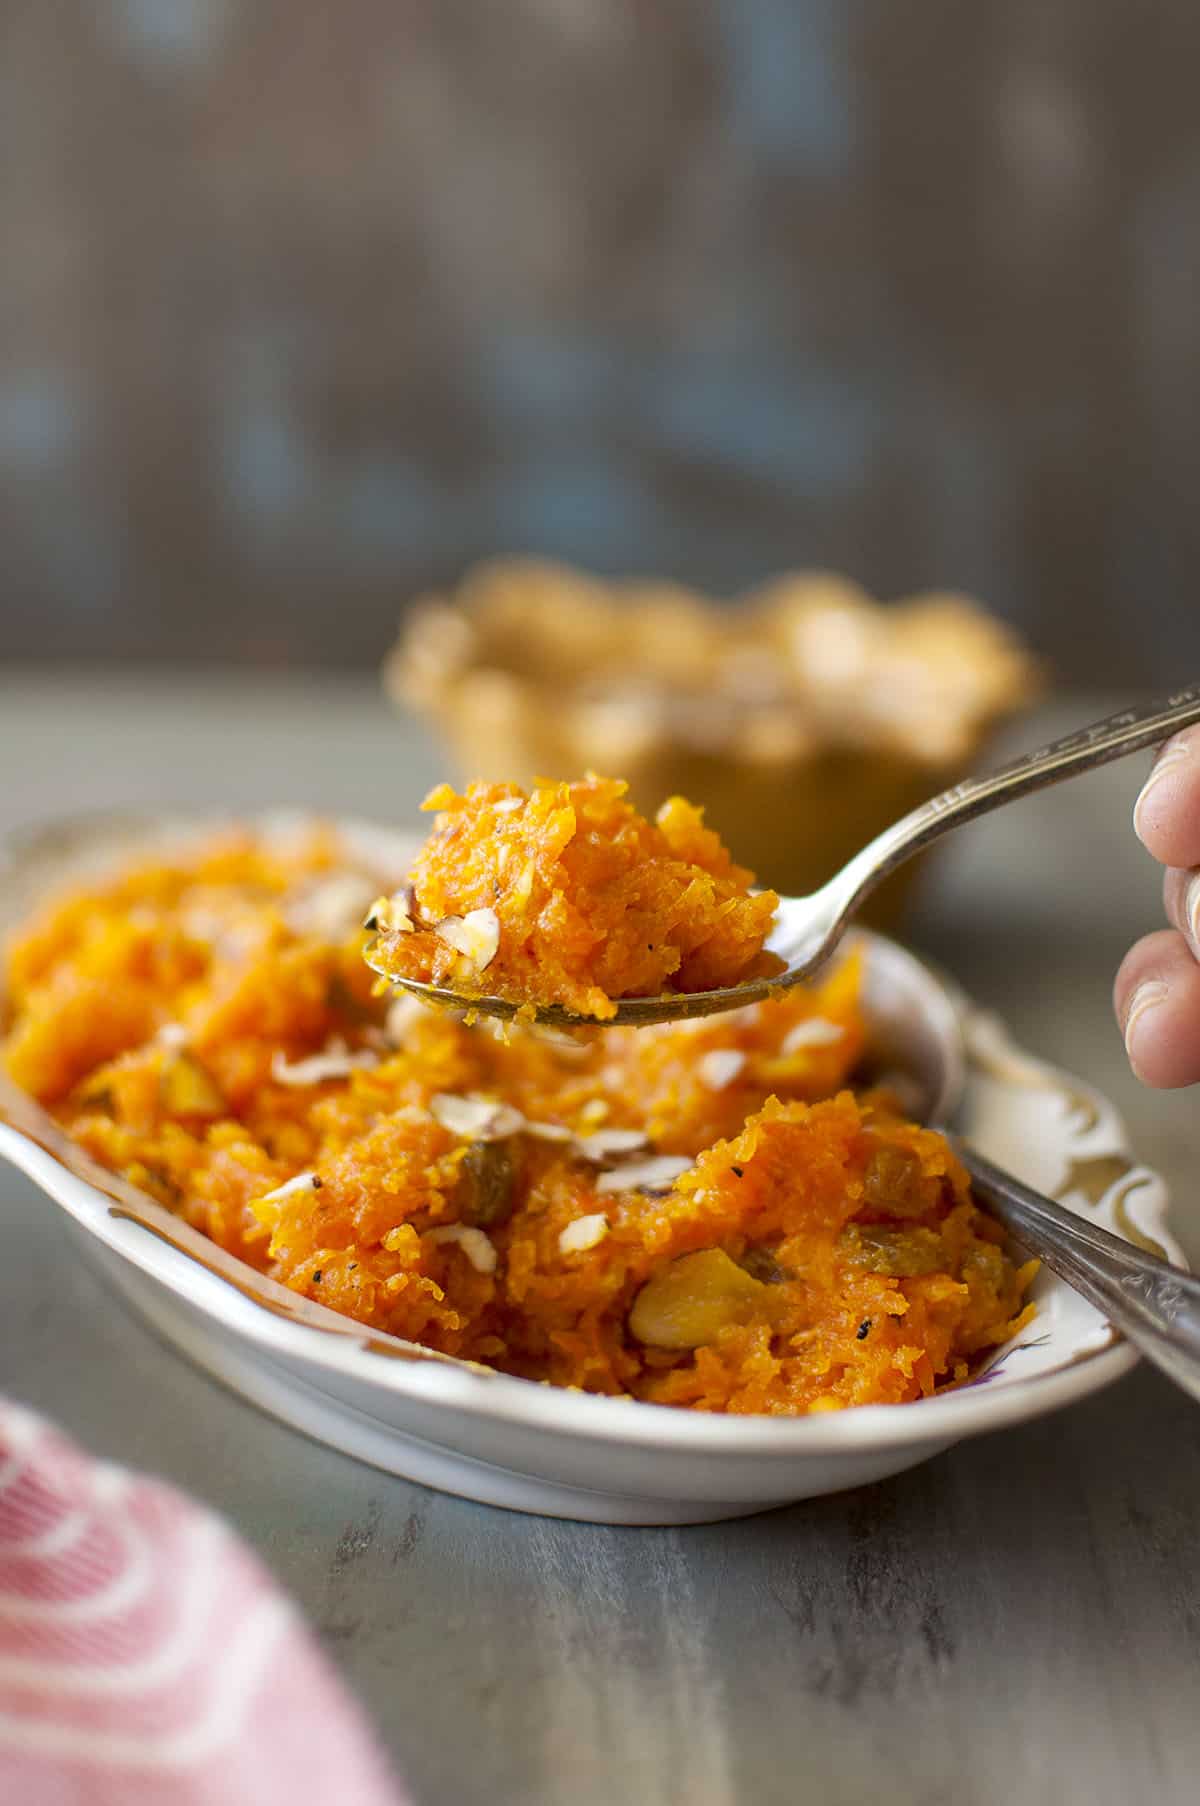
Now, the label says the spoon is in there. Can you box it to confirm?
[376,682,1200,1027]
[859,931,1200,1405]
[957,1142,1200,1403]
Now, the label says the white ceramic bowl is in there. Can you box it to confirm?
[0,813,1180,1524]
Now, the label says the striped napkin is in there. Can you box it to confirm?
[0,1401,404,1804]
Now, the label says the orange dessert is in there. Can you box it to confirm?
[0,824,1036,1414]
[365,775,782,1020]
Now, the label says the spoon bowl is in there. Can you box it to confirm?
[373,683,1200,1027]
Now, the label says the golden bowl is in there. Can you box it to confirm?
[384,559,1042,929]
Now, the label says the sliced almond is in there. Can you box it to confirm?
[384,993,431,1045]
[780,1017,844,1054]
[668,1003,762,1037]
[254,1170,322,1206]
[180,905,228,943]
[595,1155,691,1197]
[287,873,379,939]
[558,1213,609,1256]
[271,1039,380,1086]
[426,1224,498,1275]
[527,1024,592,1057]
[429,1093,525,1141]
[698,1049,747,1091]
[573,1127,649,1163]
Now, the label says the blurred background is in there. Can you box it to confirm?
[2,0,1199,683]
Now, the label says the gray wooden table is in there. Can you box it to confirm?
[1,672,1197,1806]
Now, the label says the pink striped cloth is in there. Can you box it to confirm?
[0,1401,405,1805]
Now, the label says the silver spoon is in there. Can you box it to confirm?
[374,683,1200,1026]
[862,932,1200,1405]
[957,1142,1200,1403]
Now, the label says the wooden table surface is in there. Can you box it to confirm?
[1,672,1197,1806]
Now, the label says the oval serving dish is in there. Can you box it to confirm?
[0,812,1180,1525]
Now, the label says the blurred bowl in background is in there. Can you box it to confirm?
[384,559,1043,927]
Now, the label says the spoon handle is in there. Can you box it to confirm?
[960,1143,1200,1404]
[834,682,1200,910]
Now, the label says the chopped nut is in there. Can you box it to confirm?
[430,1093,525,1141]
[427,1224,498,1275]
[254,1170,322,1206]
[433,907,500,971]
[558,1213,609,1256]
[363,885,416,933]
[698,1048,747,1091]
[384,992,431,1045]
[676,1003,763,1036]
[526,1024,592,1057]
[287,873,379,939]
[271,1039,379,1086]
[595,1154,691,1197]
[780,1017,844,1054]
[629,1249,766,1349]
[572,1127,648,1163]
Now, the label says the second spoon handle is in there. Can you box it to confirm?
[833,682,1200,913]
[959,1143,1200,1404]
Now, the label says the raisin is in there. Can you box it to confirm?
[454,1140,519,1227]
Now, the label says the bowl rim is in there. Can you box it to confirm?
[0,806,1167,1462]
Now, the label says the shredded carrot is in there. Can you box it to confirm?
[1,824,1034,1413]
[367,775,782,1019]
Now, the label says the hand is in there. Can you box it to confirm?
[1115,728,1200,1086]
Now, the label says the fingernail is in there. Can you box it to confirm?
[1134,737,1192,847]
[1188,874,1200,950]
[1122,978,1170,1062]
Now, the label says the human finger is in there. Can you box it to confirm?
[1113,928,1200,1088]
[1133,728,1200,868]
